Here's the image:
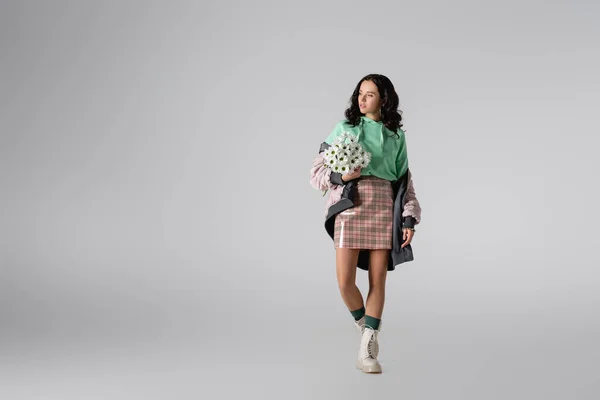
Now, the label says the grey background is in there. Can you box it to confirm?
[1,0,599,399]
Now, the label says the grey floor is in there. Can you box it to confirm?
[2,257,599,400]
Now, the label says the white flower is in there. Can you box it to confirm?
[361,152,372,167]
[322,136,370,175]
[339,131,351,140]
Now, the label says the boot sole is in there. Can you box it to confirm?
[356,360,382,374]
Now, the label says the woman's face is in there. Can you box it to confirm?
[357,80,382,116]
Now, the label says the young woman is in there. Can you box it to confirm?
[309,74,422,374]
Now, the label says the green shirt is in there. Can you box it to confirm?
[325,116,408,181]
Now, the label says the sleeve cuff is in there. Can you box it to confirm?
[402,216,416,228]
[330,172,345,186]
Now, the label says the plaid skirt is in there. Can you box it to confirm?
[333,176,393,249]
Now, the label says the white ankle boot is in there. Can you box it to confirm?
[356,327,382,373]
[354,317,381,358]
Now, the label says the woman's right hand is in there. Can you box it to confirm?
[342,167,362,183]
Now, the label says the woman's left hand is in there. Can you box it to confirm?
[401,228,415,248]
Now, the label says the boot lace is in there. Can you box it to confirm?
[362,329,379,359]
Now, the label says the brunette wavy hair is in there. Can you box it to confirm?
[344,74,403,136]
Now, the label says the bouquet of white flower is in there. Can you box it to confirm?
[321,132,371,195]
[324,131,371,173]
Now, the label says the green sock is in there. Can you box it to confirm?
[365,315,381,330]
[350,306,365,321]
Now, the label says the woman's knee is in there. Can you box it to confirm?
[367,280,385,293]
[338,279,356,295]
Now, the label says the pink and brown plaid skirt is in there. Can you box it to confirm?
[333,176,394,249]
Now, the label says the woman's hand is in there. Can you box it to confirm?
[342,167,362,182]
[401,228,415,248]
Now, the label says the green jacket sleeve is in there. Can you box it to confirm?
[395,128,408,179]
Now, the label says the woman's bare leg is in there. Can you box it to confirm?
[365,249,389,319]
[335,248,364,311]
